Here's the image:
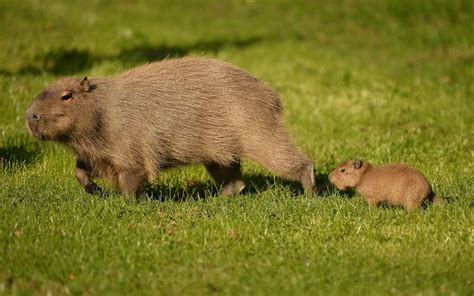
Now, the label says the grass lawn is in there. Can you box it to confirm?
[1,0,473,294]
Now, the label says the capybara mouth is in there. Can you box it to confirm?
[25,121,41,139]
[26,123,48,141]
[329,179,346,191]
[31,131,48,141]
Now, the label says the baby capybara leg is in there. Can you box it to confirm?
[205,161,245,196]
[118,169,147,199]
[365,197,380,208]
[405,199,422,211]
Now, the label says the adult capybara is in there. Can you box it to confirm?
[25,57,315,198]
[329,159,442,210]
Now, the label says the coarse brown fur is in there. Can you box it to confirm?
[25,57,315,199]
[329,159,442,211]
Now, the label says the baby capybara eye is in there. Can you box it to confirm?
[61,93,73,100]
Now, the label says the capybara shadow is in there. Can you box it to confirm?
[142,180,218,202]
[142,173,308,202]
[0,49,93,76]
[1,37,263,75]
[0,137,43,170]
[0,146,36,167]
[116,36,262,67]
[439,195,457,204]
[242,174,305,196]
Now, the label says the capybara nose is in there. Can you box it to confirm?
[26,109,41,122]
[25,102,40,122]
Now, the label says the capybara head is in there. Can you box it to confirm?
[329,159,365,190]
[25,77,95,142]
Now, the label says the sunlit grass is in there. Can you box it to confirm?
[1,0,473,294]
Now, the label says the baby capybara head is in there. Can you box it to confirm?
[329,159,365,190]
[25,77,95,142]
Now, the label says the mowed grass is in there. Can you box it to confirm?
[1,0,473,294]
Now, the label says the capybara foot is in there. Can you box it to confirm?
[221,179,246,196]
[118,171,146,200]
[205,162,245,196]
[85,182,102,195]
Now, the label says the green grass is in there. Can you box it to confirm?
[1,0,473,294]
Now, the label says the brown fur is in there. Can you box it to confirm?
[25,57,315,198]
[329,159,441,210]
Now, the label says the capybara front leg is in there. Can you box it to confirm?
[75,160,101,194]
[205,161,245,196]
[118,170,146,200]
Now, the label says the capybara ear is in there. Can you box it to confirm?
[80,77,90,92]
[352,159,363,169]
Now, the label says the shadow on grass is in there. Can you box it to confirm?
[142,180,218,202]
[138,171,344,202]
[0,36,263,76]
[140,172,315,202]
[0,137,43,170]
[0,145,41,170]
[437,195,457,204]
[115,36,262,68]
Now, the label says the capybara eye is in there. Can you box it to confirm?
[61,93,72,101]
[340,168,346,173]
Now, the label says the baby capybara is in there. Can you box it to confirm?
[329,159,441,210]
[25,57,315,198]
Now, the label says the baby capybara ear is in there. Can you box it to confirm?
[80,77,90,92]
[352,159,363,170]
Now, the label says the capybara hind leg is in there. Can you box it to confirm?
[366,198,379,207]
[248,143,315,193]
[299,162,316,194]
[118,170,147,200]
[75,160,101,194]
[205,161,245,196]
